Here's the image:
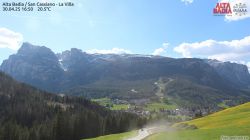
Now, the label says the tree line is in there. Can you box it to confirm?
[0,72,147,140]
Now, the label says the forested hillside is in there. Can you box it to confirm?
[0,72,146,140]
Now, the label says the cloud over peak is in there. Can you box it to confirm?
[174,36,250,70]
[0,28,23,51]
[152,43,169,56]
[86,48,131,54]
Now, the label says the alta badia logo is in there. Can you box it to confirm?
[213,2,232,16]
[213,1,248,17]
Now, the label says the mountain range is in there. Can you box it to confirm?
[1,42,250,108]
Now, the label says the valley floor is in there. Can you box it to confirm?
[86,102,250,140]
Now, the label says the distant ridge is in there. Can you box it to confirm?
[1,42,250,109]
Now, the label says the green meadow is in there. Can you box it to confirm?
[83,130,137,140]
[87,102,250,140]
[146,102,250,140]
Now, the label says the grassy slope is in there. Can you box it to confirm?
[84,130,137,140]
[92,98,129,110]
[92,98,112,106]
[146,102,250,140]
[217,100,230,109]
[111,104,129,110]
[92,97,177,111]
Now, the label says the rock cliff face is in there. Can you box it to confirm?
[1,42,250,94]
[0,42,63,91]
[206,60,250,88]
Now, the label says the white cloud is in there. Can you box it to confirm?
[86,48,131,54]
[174,36,250,70]
[247,62,250,70]
[181,0,194,5]
[0,28,23,50]
[152,48,165,56]
[221,0,250,21]
[162,42,169,48]
[152,43,169,56]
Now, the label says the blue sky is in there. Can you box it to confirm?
[0,0,250,68]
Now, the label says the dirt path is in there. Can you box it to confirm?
[126,127,155,140]
[126,125,170,140]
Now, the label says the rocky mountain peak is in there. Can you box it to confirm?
[206,59,250,88]
[0,42,63,92]
[1,42,250,93]
[16,42,60,62]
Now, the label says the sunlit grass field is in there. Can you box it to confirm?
[146,102,250,140]
[92,98,129,110]
[83,130,137,140]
